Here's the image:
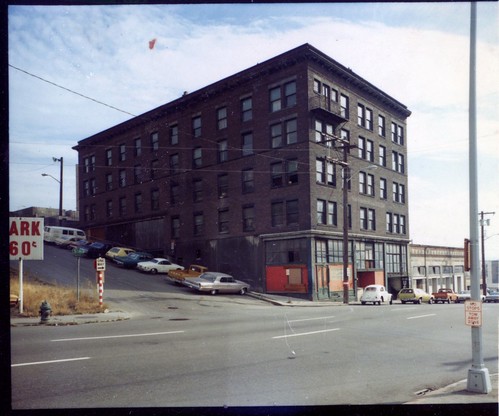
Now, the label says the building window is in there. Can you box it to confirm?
[286,159,298,185]
[386,212,393,233]
[367,174,375,196]
[151,189,159,211]
[90,178,96,195]
[379,145,386,167]
[106,200,113,218]
[218,139,228,163]
[106,173,113,191]
[271,201,284,226]
[270,123,282,148]
[391,122,405,145]
[316,159,326,183]
[119,169,126,188]
[151,132,159,151]
[378,115,386,137]
[242,132,253,156]
[119,197,127,217]
[90,204,96,221]
[360,208,376,230]
[170,154,179,174]
[83,180,90,196]
[106,149,112,166]
[243,205,255,232]
[134,165,142,184]
[242,169,254,194]
[317,199,326,225]
[284,81,297,107]
[380,178,387,199]
[358,137,366,159]
[359,172,366,194]
[357,103,365,127]
[193,148,202,168]
[193,179,203,202]
[271,162,283,188]
[241,97,252,122]
[119,144,126,161]
[315,119,334,145]
[366,139,374,162]
[286,199,299,225]
[150,159,158,180]
[366,108,373,130]
[393,182,406,203]
[340,94,349,118]
[171,216,180,239]
[313,79,321,93]
[392,151,405,173]
[170,183,179,205]
[328,201,337,226]
[218,174,228,198]
[218,209,229,233]
[134,193,142,213]
[217,107,227,130]
[285,118,297,145]
[270,86,281,112]
[192,116,202,138]
[170,125,178,145]
[134,138,142,157]
[84,155,96,173]
[194,212,204,236]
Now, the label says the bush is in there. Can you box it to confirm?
[10,268,107,317]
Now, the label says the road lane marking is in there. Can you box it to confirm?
[12,357,90,367]
[288,316,336,323]
[272,328,340,339]
[407,314,436,320]
[51,330,185,342]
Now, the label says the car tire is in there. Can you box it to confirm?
[389,298,393,305]
[151,269,157,275]
[428,298,433,304]
[239,287,247,295]
[210,289,218,295]
[401,300,406,304]
[361,301,366,305]
[417,298,422,304]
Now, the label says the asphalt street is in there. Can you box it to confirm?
[10,245,499,409]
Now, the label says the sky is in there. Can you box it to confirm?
[8,2,499,259]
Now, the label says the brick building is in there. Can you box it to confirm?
[73,44,411,300]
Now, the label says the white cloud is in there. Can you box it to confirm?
[8,4,499,256]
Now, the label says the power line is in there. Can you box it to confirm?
[9,64,137,117]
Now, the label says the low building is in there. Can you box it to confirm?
[409,244,470,293]
[9,206,79,226]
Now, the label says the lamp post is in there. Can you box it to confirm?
[41,156,63,225]
[480,211,495,296]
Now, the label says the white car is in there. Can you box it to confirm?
[360,284,393,305]
[136,258,184,274]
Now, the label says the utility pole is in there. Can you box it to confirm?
[480,211,495,296]
[324,132,356,304]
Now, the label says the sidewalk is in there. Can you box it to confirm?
[10,309,131,327]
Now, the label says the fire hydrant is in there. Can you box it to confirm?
[39,300,52,323]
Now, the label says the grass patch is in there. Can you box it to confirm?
[10,267,107,317]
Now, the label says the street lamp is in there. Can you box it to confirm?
[41,156,63,225]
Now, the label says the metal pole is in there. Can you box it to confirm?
[467,1,491,394]
[59,157,63,226]
[77,257,81,302]
[342,146,349,304]
[19,258,23,314]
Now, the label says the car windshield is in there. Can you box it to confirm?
[149,259,159,264]
[365,287,377,292]
[200,274,217,282]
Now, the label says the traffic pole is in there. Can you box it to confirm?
[98,271,104,307]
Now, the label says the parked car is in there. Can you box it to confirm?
[114,252,154,269]
[183,272,250,295]
[360,284,392,305]
[398,288,434,304]
[455,290,486,303]
[168,264,208,284]
[105,247,135,260]
[484,291,499,303]
[432,288,458,304]
[68,239,91,251]
[86,242,113,259]
[10,294,19,307]
[137,258,184,274]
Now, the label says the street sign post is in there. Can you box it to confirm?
[9,217,44,314]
